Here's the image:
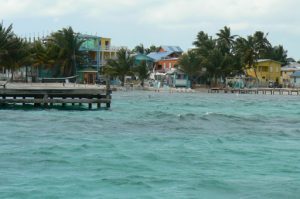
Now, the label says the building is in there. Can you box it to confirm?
[78,34,123,83]
[290,71,300,87]
[166,68,190,88]
[281,62,300,87]
[246,59,282,86]
[133,54,154,67]
[147,46,183,73]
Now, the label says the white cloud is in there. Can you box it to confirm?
[0,0,299,58]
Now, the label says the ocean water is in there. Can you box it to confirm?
[1,91,300,199]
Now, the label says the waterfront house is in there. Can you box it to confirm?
[246,59,282,86]
[166,68,190,88]
[133,54,154,68]
[78,67,98,84]
[78,34,124,84]
[281,62,300,87]
[147,46,183,73]
[290,71,300,87]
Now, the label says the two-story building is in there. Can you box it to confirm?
[147,46,191,88]
[78,34,123,84]
[246,59,282,86]
[147,46,183,73]
[281,62,300,87]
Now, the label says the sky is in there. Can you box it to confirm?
[1,0,299,60]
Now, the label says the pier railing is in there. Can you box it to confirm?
[0,83,112,109]
[209,88,300,95]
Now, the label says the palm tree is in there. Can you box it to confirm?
[235,36,258,72]
[270,45,287,65]
[30,41,51,67]
[234,33,270,85]
[1,37,31,80]
[253,31,271,58]
[145,45,159,54]
[216,26,237,54]
[133,61,150,87]
[48,27,84,77]
[0,23,18,70]
[0,23,15,56]
[178,50,202,87]
[29,40,56,80]
[106,48,134,86]
[133,44,145,54]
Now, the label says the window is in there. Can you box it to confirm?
[262,66,268,72]
[163,63,166,69]
[169,63,172,68]
[270,66,273,72]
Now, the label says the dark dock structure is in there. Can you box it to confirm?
[0,83,111,109]
[209,88,300,95]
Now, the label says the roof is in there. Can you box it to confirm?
[78,34,100,39]
[134,54,154,61]
[282,62,300,69]
[290,71,300,77]
[147,51,174,61]
[161,46,183,53]
[257,59,282,64]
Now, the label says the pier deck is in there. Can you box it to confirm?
[0,83,111,109]
[209,88,300,95]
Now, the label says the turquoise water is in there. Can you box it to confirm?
[1,91,300,198]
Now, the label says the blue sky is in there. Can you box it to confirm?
[1,0,299,60]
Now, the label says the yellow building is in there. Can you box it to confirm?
[100,37,118,67]
[78,35,124,83]
[246,59,282,85]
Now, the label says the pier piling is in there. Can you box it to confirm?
[0,87,112,110]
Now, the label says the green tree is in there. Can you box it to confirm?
[133,61,150,87]
[106,48,134,86]
[145,45,159,54]
[48,27,84,77]
[133,44,145,54]
[270,45,288,65]
[234,31,271,86]
[133,44,159,54]
[29,40,56,80]
[1,37,31,80]
[216,26,236,54]
[178,50,202,87]
[253,31,271,59]
[0,24,15,58]
[193,31,215,56]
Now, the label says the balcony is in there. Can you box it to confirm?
[79,45,127,52]
[100,46,127,52]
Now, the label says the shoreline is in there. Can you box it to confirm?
[1,82,300,96]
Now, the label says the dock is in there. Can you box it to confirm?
[209,88,300,95]
[0,83,112,109]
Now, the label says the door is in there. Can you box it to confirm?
[88,73,94,84]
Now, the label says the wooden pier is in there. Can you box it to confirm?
[0,84,111,109]
[209,88,300,95]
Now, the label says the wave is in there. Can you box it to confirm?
[144,111,177,120]
[200,112,266,124]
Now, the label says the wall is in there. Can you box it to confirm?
[156,59,178,72]
[246,61,281,84]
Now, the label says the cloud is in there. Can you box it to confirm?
[139,0,297,27]
[0,0,299,58]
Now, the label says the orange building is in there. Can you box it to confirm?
[156,58,179,72]
[147,46,183,73]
